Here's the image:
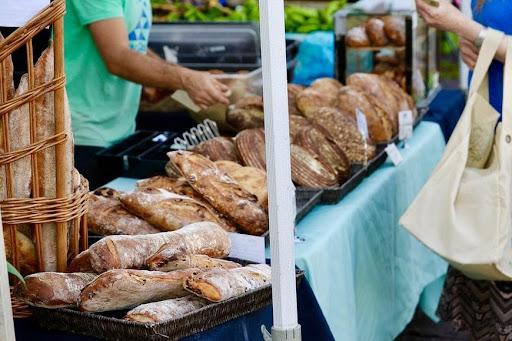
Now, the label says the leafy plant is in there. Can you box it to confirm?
[7,261,25,286]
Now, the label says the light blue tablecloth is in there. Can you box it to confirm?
[104,121,448,341]
[278,121,448,341]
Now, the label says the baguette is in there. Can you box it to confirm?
[88,221,230,272]
[184,264,271,302]
[0,32,14,199]
[14,272,97,308]
[78,269,199,313]
[168,151,268,235]
[124,296,209,323]
[67,250,96,273]
[148,247,241,272]
[4,229,37,276]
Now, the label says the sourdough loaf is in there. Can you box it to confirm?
[296,88,335,119]
[366,18,389,46]
[289,115,312,140]
[382,16,405,46]
[235,128,266,170]
[194,136,241,163]
[228,166,268,210]
[290,144,338,188]
[124,296,209,323]
[309,78,343,101]
[346,27,371,47]
[288,83,305,116]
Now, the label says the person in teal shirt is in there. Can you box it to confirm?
[64,0,229,187]
[416,0,512,339]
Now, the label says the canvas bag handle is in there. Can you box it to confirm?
[502,37,512,134]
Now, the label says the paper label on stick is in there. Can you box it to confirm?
[228,233,266,264]
[355,108,369,140]
[0,0,50,27]
[399,110,414,141]
[385,143,403,166]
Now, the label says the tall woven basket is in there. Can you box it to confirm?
[0,0,89,318]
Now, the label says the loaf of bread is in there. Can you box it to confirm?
[0,32,14,199]
[214,160,243,175]
[382,16,405,46]
[296,88,335,119]
[236,128,266,170]
[136,176,237,232]
[148,248,241,272]
[366,18,389,46]
[168,151,268,236]
[119,187,228,232]
[379,76,417,120]
[124,296,209,323]
[228,166,268,210]
[235,96,264,110]
[346,27,371,48]
[78,269,199,312]
[185,264,272,302]
[88,191,160,236]
[289,115,312,141]
[4,229,37,275]
[288,83,305,116]
[290,144,338,188]
[346,73,400,135]
[311,107,377,163]
[165,160,181,178]
[67,249,96,273]
[295,125,350,184]
[227,96,265,131]
[335,85,393,142]
[14,272,97,308]
[310,78,343,101]
[88,222,230,272]
[194,137,241,163]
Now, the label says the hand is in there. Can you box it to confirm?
[180,70,230,110]
[460,37,479,70]
[415,0,466,33]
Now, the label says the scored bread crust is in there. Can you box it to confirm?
[193,136,241,163]
[167,151,268,236]
[184,264,272,302]
[124,296,208,323]
[290,144,339,188]
[148,248,241,272]
[235,128,266,170]
[289,115,312,141]
[78,268,199,313]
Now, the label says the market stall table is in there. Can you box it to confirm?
[287,121,448,341]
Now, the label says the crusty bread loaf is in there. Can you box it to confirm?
[289,115,312,141]
[78,269,199,312]
[295,125,350,184]
[227,96,264,131]
[335,85,393,142]
[296,88,335,119]
[0,32,14,199]
[165,160,181,178]
[184,264,271,302]
[124,296,209,323]
[288,83,305,116]
[88,191,160,236]
[290,144,338,188]
[67,249,96,273]
[379,76,417,120]
[193,137,241,163]
[236,128,266,170]
[346,73,400,135]
[311,107,377,163]
[14,272,97,308]
[382,16,405,46]
[228,166,268,210]
[309,78,343,101]
[148,248,241,272]
[366,18,389,46]
[4,229,37,276]
[214,160,243,175]
[88,222,230,272]
[168,151,268,236]
[346,27,371,48]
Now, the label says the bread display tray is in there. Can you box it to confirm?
[31,269,305,341]
[295,189,323,223]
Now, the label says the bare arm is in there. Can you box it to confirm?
[89,18,229,109]
[415,0,507,63]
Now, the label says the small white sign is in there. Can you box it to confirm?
[399,110,414,141]
[0,0,50,28]
[385,143,403,166]
[355,108,369,140]
[228,232,266,264]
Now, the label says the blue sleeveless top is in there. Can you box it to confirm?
[471,0,512,113]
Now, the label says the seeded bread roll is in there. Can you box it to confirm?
[346,27,371,47]
[290,144,339,188]
[148,248,241,272]
[311,107,377,163]
[168,151,268,236]
[335,86,393,142]
[236,128,266,170]
[14,272,97,308]
[184,264,272,302]
[296,88,335,119]
[366,18,389,46]
[194,136,241,163]
[78,269,199,313]
[124,296,209,323]
[88,222,230,272]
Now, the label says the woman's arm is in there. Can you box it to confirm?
[416,0,507,63]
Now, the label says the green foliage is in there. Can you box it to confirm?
[7,261,25,286]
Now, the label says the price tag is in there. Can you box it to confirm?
[399,110,414,141]
[228,233,266,264]
[385,143,403,166]
[355,108,369,140]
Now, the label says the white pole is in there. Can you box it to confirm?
[0,212,16,341]
[258,0,301,340]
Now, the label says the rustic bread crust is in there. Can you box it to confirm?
[4,229,37,276]
[309,78,343,101]
[290,144,339,188]
[214,160,243,175]
[346,27,371,48]
[289,115,312,141]
[235,128,266,170]
[228,166,268,210]
[193,137,241,163]
[67,249,96,273]
[148,248,241,272]
[296,88,335,119]
[0,32,14,198]
[288,83,305,116]
[366,18,389,46]
[124,296,208,323]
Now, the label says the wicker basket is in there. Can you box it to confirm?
[0,0,89,317]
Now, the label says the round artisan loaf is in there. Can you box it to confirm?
[346,26,371,47]
[227,96,265,131]
[335,85,393,142]
[309,78,344,101]
[365,18,389,46]
[236,128,266,170]
[289,115,312,140]
[382,16,405,46]
[290,144,338,188]
[288,83,306,116]
[296,88,336,119]
[194,136,241,163]
[214,160,243,174]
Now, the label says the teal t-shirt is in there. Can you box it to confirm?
[64,0,152,147]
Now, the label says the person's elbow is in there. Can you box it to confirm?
[103,55,124,77]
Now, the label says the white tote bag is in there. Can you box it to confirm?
[400,29,512,281]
